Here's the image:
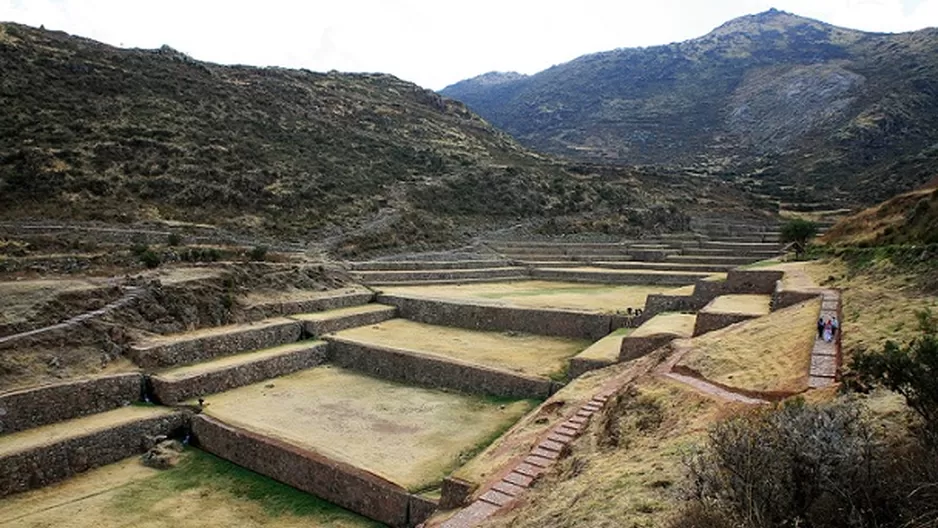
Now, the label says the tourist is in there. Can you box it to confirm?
[831,316,840,339]
[823,318,833,343]
[817,317,825,338]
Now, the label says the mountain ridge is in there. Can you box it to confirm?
[440,10,938,208]
[0,22,762,257]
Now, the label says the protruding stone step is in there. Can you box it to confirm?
[348,260,508,271]
[289,304,397,336]
[129,317,302,369]
[0,406,186,497]
[149,341,329,404]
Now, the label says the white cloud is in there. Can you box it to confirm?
[1,0,937,89]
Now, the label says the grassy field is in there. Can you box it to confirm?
[333,319,590,379]
[0,451,379,528]
[200,367,536,492]
[381,281,686,313]
[678,298,820,394]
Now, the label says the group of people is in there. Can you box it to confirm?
[817,316,840,343]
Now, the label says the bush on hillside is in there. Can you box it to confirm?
[674,400,901,528]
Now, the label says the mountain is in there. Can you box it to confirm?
[441,9,938,209]
[0,23,761,256]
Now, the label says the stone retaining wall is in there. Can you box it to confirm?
[641,270,783,321]
[0,373,143,434]
[567,357,617,379]
[191,415,432,528]
[377,295,612,340]
[238,291,375,322]
[328,339,554,400]
[619,335,677,361]
[529,269,704,286]
[772,288,821,311]
[0,411,186,497]
[350,261,507,271]
[723,270,783,294]
[149,342,330,405]
[356,268,526,283]
[129,319,302,369]
[293,306,397,337]
[692,312,760,336]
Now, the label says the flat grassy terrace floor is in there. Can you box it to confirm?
[0,451,378,528]
[381,280,690,313]
[200,367,536,492]
[332,319,591,379]
[703,294,772,316]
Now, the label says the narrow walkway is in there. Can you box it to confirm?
[809,289,841,388]
[656,340,768,404]
[0,287,143,347]
[662,371,767,404]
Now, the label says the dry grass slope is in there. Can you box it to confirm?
[678,298,820,394]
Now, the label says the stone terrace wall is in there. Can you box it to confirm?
[619,335,676,362]
[328,340,555,400]
[567,357,617,379]
[641,270,783,320]
[773,288,821,311]
[692,312,760,336]
[0,373,143,434]
[238,291,375,323]
[529,269,701,286]
[0,411,186,497]
[377,295,612,340]
[192,415,433,528]
[723,270,784,294]
[149,342,329,405]
[129,319,302,369]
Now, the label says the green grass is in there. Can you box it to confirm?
[110,449,381,524]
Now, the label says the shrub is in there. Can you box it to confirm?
[677,399,899,528]
[248,245,267,261]
[139,249,161,268]
[166,233,182,246]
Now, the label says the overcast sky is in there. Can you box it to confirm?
[2,0,937,89]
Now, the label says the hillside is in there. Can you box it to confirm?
[441,9,938,209]
[823,176,938,246]
[0,23,759,256]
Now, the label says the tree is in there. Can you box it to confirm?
[780,218,819,257]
